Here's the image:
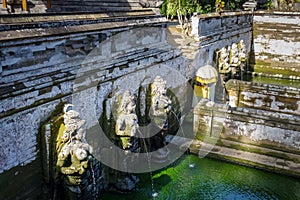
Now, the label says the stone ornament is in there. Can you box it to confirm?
[56,104,93,184]
[229,43,240,67]
[116,90,139,149]
[151,76,172,117]
[238,40,246,62]
[217,40,247,76]
[217,47,231,74]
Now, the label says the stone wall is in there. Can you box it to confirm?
[0,14,191,199]
[225,80,300,115]
[191,12,253,68]
[194,99,300,150]
[193,99,300,177]
[253,11,300,79]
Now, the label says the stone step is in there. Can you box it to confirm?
[219,138,300,163]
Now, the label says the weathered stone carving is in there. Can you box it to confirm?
[147,76,172,155]
[216,40,248,81]
[116,90,139,150]
[238,40,246,62]
[229,43,240,67]
[151,76,172,118]
[56,104,93,184]
[217,47,230,74]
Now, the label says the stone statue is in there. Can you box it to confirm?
[229,43,240,67]
[116,90,139,150]
[151,76,172,117]
[238,40,247,62]
[147,76,172,153]
[56,104,93,185]
[217,47,230,74]
[150,76,172,130]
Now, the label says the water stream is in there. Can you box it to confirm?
[169,110,194,168]
[137,129,158,199]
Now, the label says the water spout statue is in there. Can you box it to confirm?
[116,90,139,150]
[56,104,93,181]
[229,43,240,67]
[238,40,246,62]
[217,47,230,74]
[150,76,172,129]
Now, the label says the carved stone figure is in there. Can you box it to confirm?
[116,90,139,150]
[151,76,172,118]
[56,104,93,185]
[217,47,230,74]
[238,40,247,62]
[229,43,240,67]
[148,76,172,153]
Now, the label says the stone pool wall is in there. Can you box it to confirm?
[253,11,300,79]
[225,79,300,115]
[193,98,300,177]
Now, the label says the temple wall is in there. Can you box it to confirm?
[253,11,300,79]
[191,12,253,70]
[0,16,191,198]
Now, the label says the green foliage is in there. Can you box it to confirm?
[215,0,225,12]
[161,0,211,18]
[225,0,244,10]
[160,0,247,18]
[261,0,273,10]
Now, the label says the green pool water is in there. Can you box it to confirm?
[243,74,300,88]
[100,154,300,200]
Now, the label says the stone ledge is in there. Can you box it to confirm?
[193,11,253,20]
[0,16,166,42]
[254,10,300,16]
[189,139,300,178]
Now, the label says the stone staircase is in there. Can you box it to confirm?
[0,0,144,14]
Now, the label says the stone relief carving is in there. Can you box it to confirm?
[238,40,247,62]
[229,43,240,67]
[116,90,139,150]
[217,47,231,74]
[150,76,172,131]
[56,104,93,184]
[216,40,248,77]
[151,76,172,116]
